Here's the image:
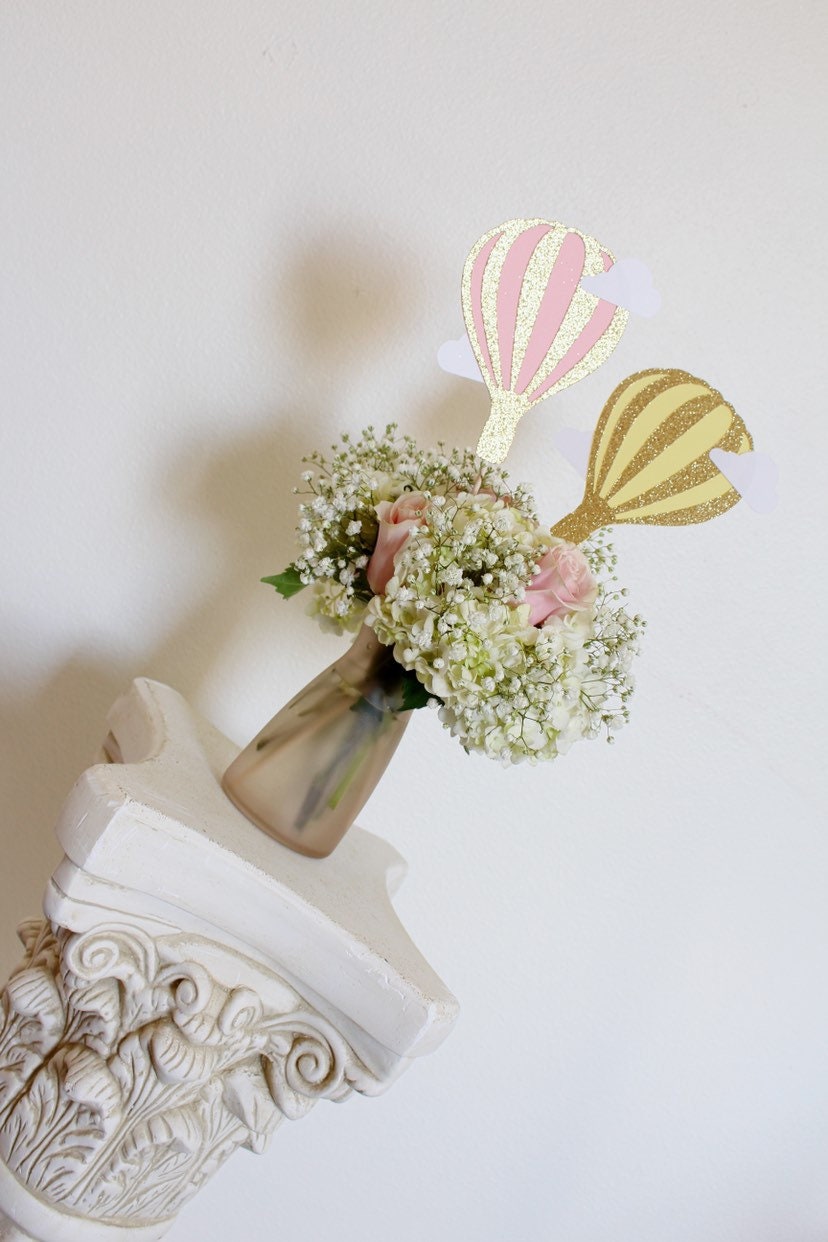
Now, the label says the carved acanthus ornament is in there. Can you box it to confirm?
[0,917,376,1227]
[0,681,458,1240]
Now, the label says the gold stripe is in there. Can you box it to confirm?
[599,384,713,497]
[591,371,669,488]
[461,231,496,393]
[510,225,566,391]
[528,287,593,396]
[548,303,627,401]
[609,402,736,508]
[461,220,533,395]
[604,391,719,500]
[616,472,736,521]
[552,367,753,539]
[613,452,731,516]
[611,412,750,519]
[526,228,610,396]
[529,230,625,402]
[480,228,517,390]
[610,410,748,514]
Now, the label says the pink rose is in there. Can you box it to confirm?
[366,492,429,593]
[524,541,597,626]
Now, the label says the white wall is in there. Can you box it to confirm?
[1,3,826,1239]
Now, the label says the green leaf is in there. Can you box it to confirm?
[400,668,436,711]
[261,566,306,599]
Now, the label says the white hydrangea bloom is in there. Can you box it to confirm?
[368,491,643,763]
[274,424,644,760]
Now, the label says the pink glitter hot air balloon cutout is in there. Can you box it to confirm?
[461,219,629,463]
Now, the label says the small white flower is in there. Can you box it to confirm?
[283,425,642,762]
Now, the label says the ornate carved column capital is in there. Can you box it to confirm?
[0,681,457,1240]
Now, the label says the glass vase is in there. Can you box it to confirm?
[222,626,412,858]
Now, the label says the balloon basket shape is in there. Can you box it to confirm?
[223,627,412,859]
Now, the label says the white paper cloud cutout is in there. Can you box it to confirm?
[709,448,779,514]
[552,426,592,476]
[580,258,661,317]
[437,333,483,382]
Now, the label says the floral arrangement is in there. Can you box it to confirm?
[225,217,756,857]
[265,425,644,764]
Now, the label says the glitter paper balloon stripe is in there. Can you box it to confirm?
[552,369,753,543]
[462,219,629,464]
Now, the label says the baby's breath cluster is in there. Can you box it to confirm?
[293,424,514,631]
[367,493,644,762]
[277,424,644,764]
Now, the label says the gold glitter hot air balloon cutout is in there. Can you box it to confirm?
[551,369,753,544]
[462,218,629,464]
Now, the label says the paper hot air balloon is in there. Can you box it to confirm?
[552,369,753,544]
[462,219,629,464]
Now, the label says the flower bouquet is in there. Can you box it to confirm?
[223,220,755,857]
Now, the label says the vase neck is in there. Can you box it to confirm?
[336,625,396,680]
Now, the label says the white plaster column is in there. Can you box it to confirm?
[0,680,458,1241]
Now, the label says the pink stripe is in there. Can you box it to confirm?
[526,298,617,402]
[469,232,502,385]
[496,224,550,392]
[515,232,586,396]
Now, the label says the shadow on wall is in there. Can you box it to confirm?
[0,409,313,984]
[0,224,476,974]
[284,227,415,369]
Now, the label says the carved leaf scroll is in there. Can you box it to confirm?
[0,919,378,1225]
